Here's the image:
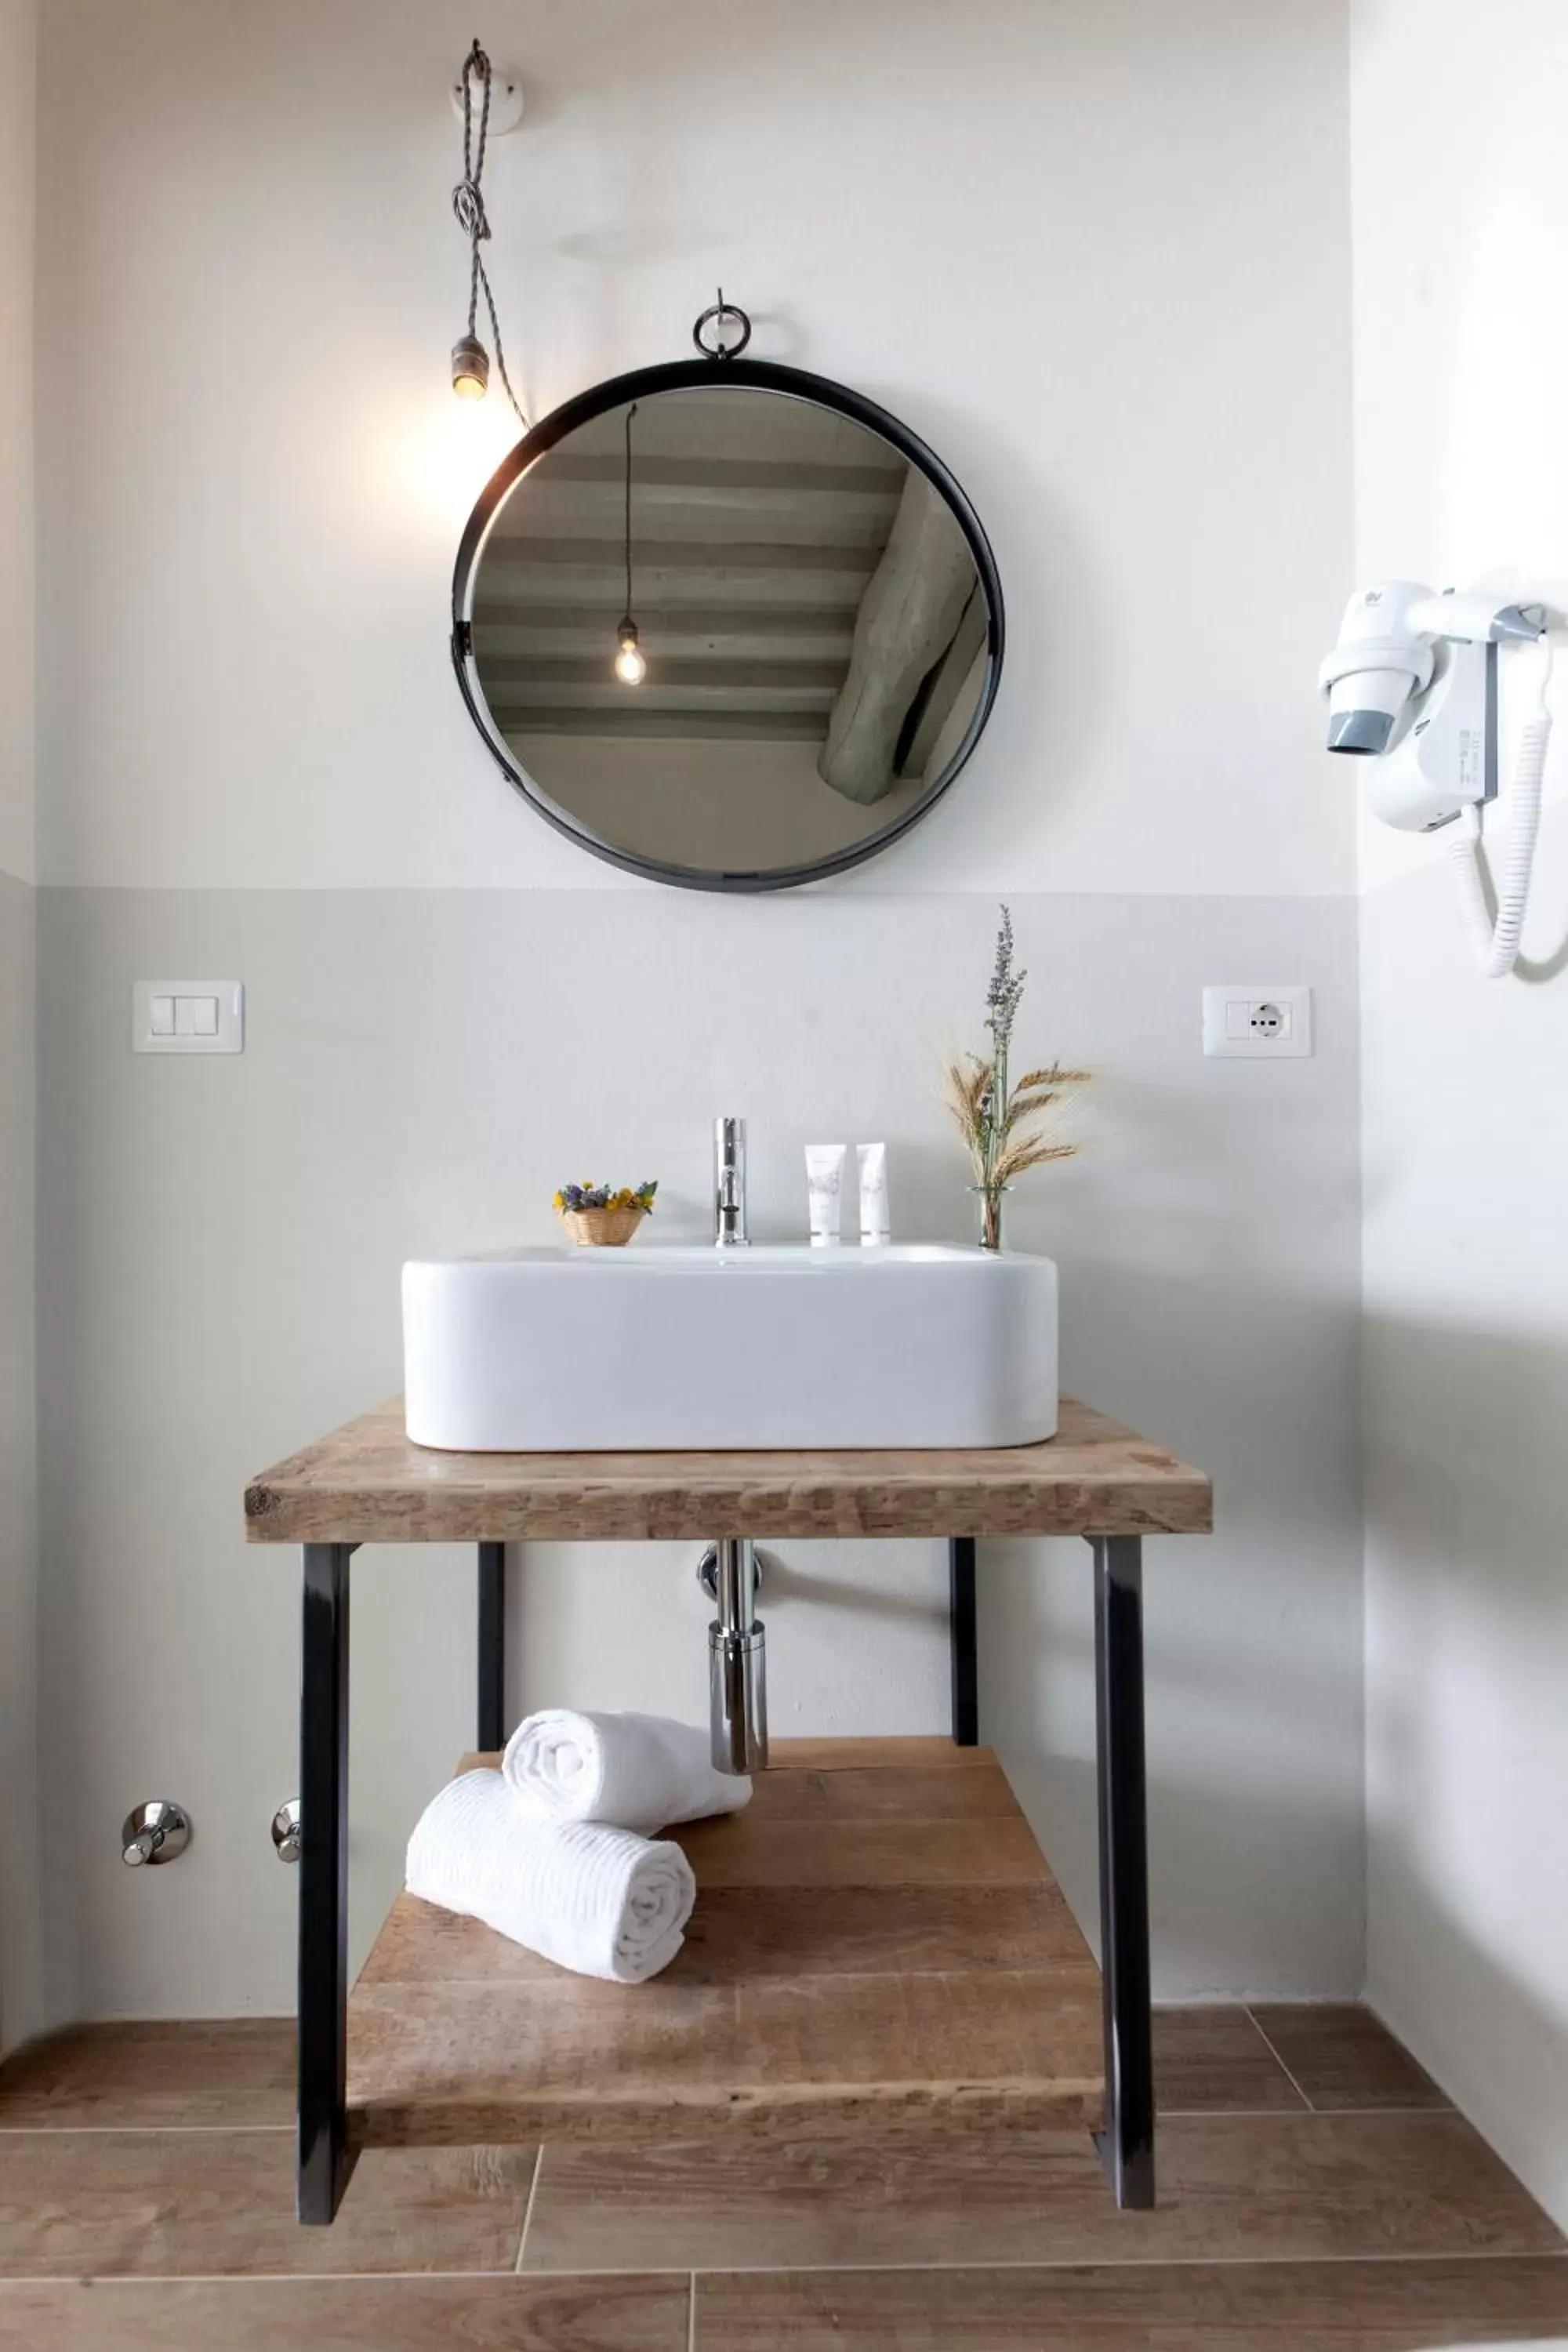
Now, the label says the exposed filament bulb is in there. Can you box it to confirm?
[615,617,646,686]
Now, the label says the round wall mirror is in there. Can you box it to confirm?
[452,356,1004,891]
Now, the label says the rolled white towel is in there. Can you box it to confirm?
[406,1769,695,1984]
[502,1708,752,1834]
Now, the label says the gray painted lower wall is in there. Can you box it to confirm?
[35,885,1363,2013]
[1362,811,1568,2230]
[0,866,42,2050]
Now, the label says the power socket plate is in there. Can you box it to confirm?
[1202,985,1312,1059]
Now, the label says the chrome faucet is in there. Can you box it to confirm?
[707,1116,764,1769]
[713,1116,749,1247]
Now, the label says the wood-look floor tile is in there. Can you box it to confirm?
[693,2258,1568,2351]
[1250,2005,1449,2111]
[1153,2009,1306,2114]
[0,2131,535,2277]
[0,2272,690,2350]
[524,2111,1563,2273]
[0,2023,292,2129]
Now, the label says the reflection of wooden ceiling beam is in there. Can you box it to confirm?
[490,691,837,727]
[532,454,904,493]
[474,608,858,663]
[484,657,841,695]
[479,579,869,626]
[477,537,873,578]
[497,485,898,548]
[506,710,827,741]
[474,556,873,612]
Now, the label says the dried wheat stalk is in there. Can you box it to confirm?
[939,910,1092,1225]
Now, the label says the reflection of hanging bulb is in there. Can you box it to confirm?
[615,617,646,686]
[452,334,489,400]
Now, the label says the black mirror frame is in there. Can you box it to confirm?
[451,355,1005,894]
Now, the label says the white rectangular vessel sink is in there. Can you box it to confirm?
[403,1244,1057,1453]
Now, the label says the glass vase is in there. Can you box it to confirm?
[970,1184,1011,1252]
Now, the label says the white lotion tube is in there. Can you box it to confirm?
[804,1144,847,1246]
[857,1142,890,1244]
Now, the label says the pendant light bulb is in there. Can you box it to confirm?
[615,618,647,687]
[451,334,489,401]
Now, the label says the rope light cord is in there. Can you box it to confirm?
[452,39,528,428]
[623,401,639,617]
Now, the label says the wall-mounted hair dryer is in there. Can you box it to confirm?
[1319,582,1554,976]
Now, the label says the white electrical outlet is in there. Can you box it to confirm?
[1202,985,1312,1059]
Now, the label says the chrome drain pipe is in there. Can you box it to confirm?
[706,1537,768,1774]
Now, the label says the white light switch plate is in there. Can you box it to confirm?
[1202,985,1312,1058]
[132,982,244,1054]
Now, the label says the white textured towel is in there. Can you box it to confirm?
[405,1769,695,1984]
[502,1708,752,1834]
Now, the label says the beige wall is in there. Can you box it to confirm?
[0,0,41,2053]
[34,0,1353,900]
[28,0,1363,2016]
[1353,0,1568,2231]
[37,886,1362,2011]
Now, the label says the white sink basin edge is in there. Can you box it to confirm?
[402,1243,1058,1454]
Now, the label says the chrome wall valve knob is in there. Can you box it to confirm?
[121,1800,191,1867]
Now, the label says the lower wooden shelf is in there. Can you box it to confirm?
[347,1736,1104,2152]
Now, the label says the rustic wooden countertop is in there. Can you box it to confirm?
[244,1396,1210,1546]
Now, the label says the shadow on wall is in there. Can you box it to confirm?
[1363,1311,1568,2227]
[1517,938,1568,985]
[982,1548,1367,2004]
[968,1228,1363,2005]
[1371,1824,1568,2233]
[1365,1312,1568,1685]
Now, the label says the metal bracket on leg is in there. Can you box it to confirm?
[1089,1533,1155,2209]
[299,1541,358,2225]
[949,1537,978,1746]
[477,1541,506,1753]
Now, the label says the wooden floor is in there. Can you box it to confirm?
[0,2004,1564,2348]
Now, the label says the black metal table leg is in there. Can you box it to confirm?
[1089,1533,1155,2208]
[949,1537,978,1746]
[477,1541,506,1752]
[299,1541,357,2225]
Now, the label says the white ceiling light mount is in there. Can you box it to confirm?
[449,58,524,136]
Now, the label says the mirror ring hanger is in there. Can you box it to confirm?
[692,292,753,361]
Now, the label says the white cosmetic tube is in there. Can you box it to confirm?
[804,1144,847,1246]
[857,1142,890,1244]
